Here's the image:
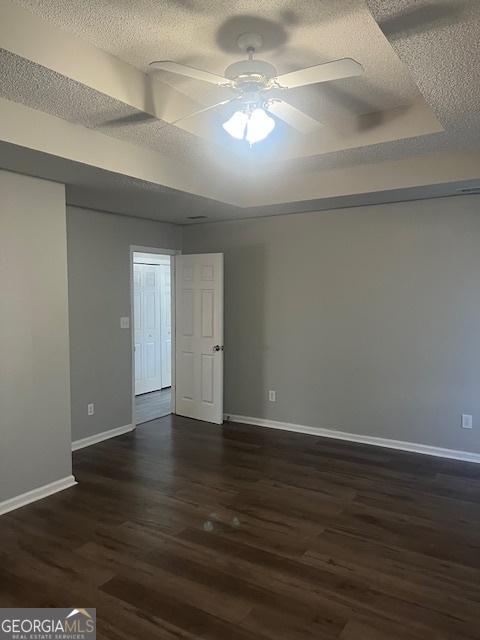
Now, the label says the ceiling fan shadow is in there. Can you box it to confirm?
[165,0,201,12]
[354,109,386,132]
[353,104,412,133]
[214,4,345,54]
[278,1,363,28]
[215,15,289,53]
[98,112,157,128]
[318,81,408,130]
[376,0,473,39]
[139,0,208,14]
[96,72,161,128]
[278,9,300,27]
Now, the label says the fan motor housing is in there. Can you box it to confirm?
[225,59,277,90]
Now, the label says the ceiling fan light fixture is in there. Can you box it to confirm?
[150,48,362,142]
[223,108,275,145]
[222,110,248,140]
[245,108,275,145]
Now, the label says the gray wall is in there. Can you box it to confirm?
[0,170,72,502]
[184,195,480,454]
[66,206,181,441]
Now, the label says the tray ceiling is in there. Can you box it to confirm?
[0,0,479,220]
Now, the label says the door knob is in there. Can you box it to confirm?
[213,345,224,352]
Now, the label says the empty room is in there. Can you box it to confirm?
[1,1,480,639]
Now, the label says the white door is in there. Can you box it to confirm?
[134,263,162,395]
[175,253,224,424]
[160,264,172,388]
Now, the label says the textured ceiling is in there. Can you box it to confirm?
[7,0,480,158]
[7,0,439,160]
[2,0,480,220]
[8,0,394,85]
[0,48,219,169]
[267,0,480,175]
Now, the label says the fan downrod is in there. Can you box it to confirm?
[236,33,264,53]
[225,33,277,90]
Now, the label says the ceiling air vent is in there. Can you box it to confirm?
[187,215,208,220]
[456,187,480,194]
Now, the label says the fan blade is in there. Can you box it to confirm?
[176,98,234,121]
[267,100,321,133]
[170,98,235,125]
[149,61,227,86]
[276,58,363,89]
[97,99,234,137]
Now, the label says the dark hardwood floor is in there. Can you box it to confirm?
[1,415,480,639]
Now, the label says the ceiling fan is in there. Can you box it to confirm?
[149,33,363,145]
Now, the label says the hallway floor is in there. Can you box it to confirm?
[135,388,171,424]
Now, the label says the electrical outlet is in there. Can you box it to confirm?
[120,316,130,329]
[461,414,473,429]
[87,403,95,416]
[268,390,276,402]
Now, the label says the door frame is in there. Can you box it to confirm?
[130,245,181,428]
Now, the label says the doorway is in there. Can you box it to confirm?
[131,249,175,425]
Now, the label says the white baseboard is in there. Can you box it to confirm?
[0,475,77,516]
[224,414,480,464]
[72,423,134,451]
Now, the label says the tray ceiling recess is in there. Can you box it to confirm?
[0,0,479,219]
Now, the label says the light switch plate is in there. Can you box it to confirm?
[462,414,473,429]
[120,317,130,329]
